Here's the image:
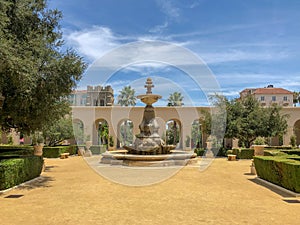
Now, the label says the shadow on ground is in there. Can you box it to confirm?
[16,176,55,190]
[248,178,295,198]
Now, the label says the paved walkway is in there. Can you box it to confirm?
[0,156,299,225]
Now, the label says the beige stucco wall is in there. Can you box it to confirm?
[72,106,300,148]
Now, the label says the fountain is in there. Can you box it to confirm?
[100,78,197,166]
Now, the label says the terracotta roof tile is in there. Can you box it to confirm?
[253,88,293,95]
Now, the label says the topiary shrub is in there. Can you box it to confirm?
[239,148,254,159]
[0,156,44,190]
[42,146,69,158]
[254,155,300,193]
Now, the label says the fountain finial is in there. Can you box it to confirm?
[145,78,154,94]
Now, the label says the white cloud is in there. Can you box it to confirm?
[65,26,122,61]
[156,0,180,20]
[149,21,169,34]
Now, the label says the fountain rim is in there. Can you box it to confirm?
[137,94,162,100]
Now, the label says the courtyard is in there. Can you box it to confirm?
[0,156,299,225]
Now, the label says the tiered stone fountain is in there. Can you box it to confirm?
[100,78,196,166]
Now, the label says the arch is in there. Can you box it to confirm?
[191,119,202,149]
[95,119,109,145]
[166,119,182,148]
[117,119,134,148]
[294,120,300,146]
[72,119,84,145]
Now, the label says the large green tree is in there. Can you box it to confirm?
[0,0,86,134]
[167,92,184,106]
[201,95,288,148]
[117,86,136,106]
[42,115,74,146]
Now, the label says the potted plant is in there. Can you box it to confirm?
[108,135,114,151]
[252,136,266,156]
[32,132,44,156]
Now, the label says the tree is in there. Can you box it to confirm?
[117,86,136,106]
[42,115,74,146]
[293,91,300,106]
[0,0,86,134]
[167,92,184,106]
[202,95,288,148]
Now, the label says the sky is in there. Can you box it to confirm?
[48,0,300,106]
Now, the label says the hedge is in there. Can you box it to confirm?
[254,155,300,193]
[194,148,205,156]
[231,148,254,159]
[0,156,44,190]
[0,145,34,156]
[42,145,77,158]
[280,150,300,156]
[89,145,107,154]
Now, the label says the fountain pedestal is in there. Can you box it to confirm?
[100,78,196,166]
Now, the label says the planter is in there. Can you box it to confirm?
[108,146,114,151]
[33,144,44,156]
[84,141,93,157]
[253,145,265,156]
[78,146,85,156]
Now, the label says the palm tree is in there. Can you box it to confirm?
[117,86,136,106]
[167,92,184,106]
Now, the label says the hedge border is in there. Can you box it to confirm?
[254,155,300,193]
[0,156,44,190]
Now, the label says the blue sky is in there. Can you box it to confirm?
[49,0,300,106]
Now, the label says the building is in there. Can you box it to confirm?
[69,85,114,106]
[240,85,294,107]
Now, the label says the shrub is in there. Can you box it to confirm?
[0,145,34,156]
[254,155,300,193]
[280,150,300,156]
[239,148,254,159]
[43,146,69,158]
[226,150,233,156]
[253,136,265,145]
[194,148,205,156]
[264,150,287,157]
[230,148,254,159]
[90,145,101,154]
[0,156,44,190]
[290,135,296,147]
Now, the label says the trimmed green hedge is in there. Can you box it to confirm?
[254,155,300,193]
[0,145,34,156]
[0,156,44,190]
[264,146,293,150]
[194,148,205,156]
[231,148,254,159]
[42,145,77,158]
[280,150,300,156]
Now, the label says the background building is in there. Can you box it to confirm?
[240,85,294,107]
[69,85,114,106]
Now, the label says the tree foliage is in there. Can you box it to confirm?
[0,0,86,134]
[167,92,184,106]
[204,95,289,148]
[42,115,74,146]
[117,86,136,106]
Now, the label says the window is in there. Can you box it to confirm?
[260,96,265,101]
[272,96,276,101]
[283,96,288,101]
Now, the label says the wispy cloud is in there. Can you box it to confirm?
[65,26,124,61]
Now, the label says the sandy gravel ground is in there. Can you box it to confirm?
[0,156,299,225]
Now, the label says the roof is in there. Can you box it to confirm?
[253,88,293,95]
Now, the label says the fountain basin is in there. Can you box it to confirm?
[100,150,197,167]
